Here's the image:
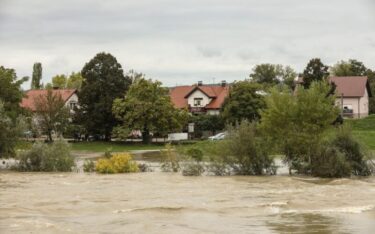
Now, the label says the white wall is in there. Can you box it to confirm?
[65,93,79,113]
[336,91,369,118]
[187,90,212,107]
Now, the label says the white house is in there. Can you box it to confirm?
[329,76,372,118]
[169,81,229,115]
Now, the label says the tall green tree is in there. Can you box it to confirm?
[76,52,131,140]
[31,62,42,89]
[34,89,70,142]
[0,101,26,158]
[302,58,329,89]
[260,81,339,173]
[250,64,297,88]
[112,78,188,143]
[221,81,265,124]
[51,74,67,89]
[0,66,28,119]
[66,72,83,90]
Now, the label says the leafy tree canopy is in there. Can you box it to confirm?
[260,81,339,171]
[66,72,83,90]
[330,59,368,76]
[0,66,28,119]
[302,58,329,89]
[221,81,265,124]
[0,101,26,158]
[76,52,131,139]
[52,74,67,89]
[113,78,188,143]
[250,64,297,89]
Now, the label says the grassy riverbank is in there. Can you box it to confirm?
[70,141,165,152]
[347,115,375,151]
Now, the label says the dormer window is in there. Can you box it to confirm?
[194,98,203,107]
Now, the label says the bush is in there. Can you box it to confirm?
[181,147,205,176]
[95,153,139,174]
[182,162,205,176]
[161,144,180,172]
[310,127,373,178]
[210,120,276,175]
[17,140,75,172]
[83,159,95,172]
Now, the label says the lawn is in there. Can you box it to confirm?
[70,141,165,152]
[346,115,375,151]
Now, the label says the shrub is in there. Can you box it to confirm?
[330,126,373,176]
[211,120,276,175]
[181,147,205,176]
[83,159,95,172]
[17,139,75,172]
[95,153,139,174]
[182,162,205,176]
[161,144,180,172]
[310,144,352,178]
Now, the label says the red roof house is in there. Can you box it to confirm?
[169,83,229,115]
[20,89,78,112]
[329,76,372,118]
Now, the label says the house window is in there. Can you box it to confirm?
[194,98,203,107]
[69,101,77,110]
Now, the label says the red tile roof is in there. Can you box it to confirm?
[20,89,77,111]
[170,85,229,109]
[329,76,371,97]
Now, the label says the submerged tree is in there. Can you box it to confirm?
[260,81,339,174]
[76,52,132,140]
[112,78,188,144]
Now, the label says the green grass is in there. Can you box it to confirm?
[346,115,375,131]
[70,141,165,152]
[346,115,375,151]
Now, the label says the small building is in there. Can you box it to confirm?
[20,89,78,113]
[169,81,229,115]
[329,76,372,118]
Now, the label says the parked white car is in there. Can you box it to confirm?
[208,132,226,141]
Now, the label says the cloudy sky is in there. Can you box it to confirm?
[1,0,375,88]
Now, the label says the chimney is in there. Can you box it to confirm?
[198,81,203,86]
[221,80,227,87]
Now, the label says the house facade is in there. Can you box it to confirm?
[169,81,229,115]
[329,76,372,118]
[20,89,78,113]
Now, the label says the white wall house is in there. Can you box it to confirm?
[169,82,229,115]
[330,76,372,118]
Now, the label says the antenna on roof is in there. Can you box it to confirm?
[212,77,216,85]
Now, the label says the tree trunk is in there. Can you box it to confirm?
[142,128,151,144]
[47,130,53,142]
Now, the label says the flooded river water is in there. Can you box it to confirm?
[1,171,375,233]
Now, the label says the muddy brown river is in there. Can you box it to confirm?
[1,171,375,234]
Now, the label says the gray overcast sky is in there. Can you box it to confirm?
[1,0,375,88]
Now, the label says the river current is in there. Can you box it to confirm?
[1,170,375,233]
